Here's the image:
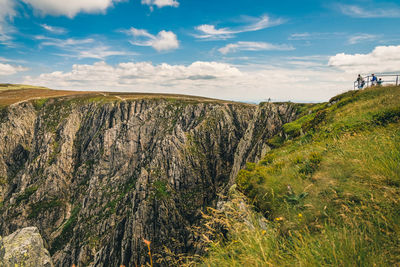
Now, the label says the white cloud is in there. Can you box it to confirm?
[75,46,133,59]
[36,35,95,47]
[348,34,379,45]
[196,25,233,39]
[194,15,284,40]
[0,56,27,64]
[328,45,400,73]
[338,4,400,18]
[124,28,179,52]
[40,24,67,34]
[0,0,15,23]
[21,0,123,18]
[0,62,28,75]
[35,36,133,59]
[219,41,294,54]
[0,0,16,43]
[289,33,311,40]
[141,0,179,9]
[23,60,355,102]
[0,0,15,24]
[288,32,345,41]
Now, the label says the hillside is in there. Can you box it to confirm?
[0,85,299,266]
[1,84,399,266]
[196,85,400,266]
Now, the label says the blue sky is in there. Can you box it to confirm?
[1,0,400,102]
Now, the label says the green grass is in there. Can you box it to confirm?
[50,205,81,254]
[152,180,171,200]
[28,199,63,219]
[0,84,48,91]
[15,185,38,204]
[32,98,49,110]
[191,85,400,266]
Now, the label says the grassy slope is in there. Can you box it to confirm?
[197,85,400,266]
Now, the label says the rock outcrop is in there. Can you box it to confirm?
[0,96,298,266]
[0,226,54,267]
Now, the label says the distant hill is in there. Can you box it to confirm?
[0,83,235,108]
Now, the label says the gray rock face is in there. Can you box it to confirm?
[0,226,54,267]
[0,97,298,266]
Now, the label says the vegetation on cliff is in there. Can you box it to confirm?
[195,85,400,266]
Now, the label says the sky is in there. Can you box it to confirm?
[0,0,400,102]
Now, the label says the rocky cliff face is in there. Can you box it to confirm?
[0,96,297,266]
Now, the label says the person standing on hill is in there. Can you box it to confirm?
[371,74,378,86]
[357,74,365,89]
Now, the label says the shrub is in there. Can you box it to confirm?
[283,113,315,138]
[28,199,63,219]
[302,110,327,132]
[16,185,38,204]
[299,152,322,176]
[32,98,48,110]
[259,154,274,166]
[372,107,400,125]
[152,180,170,200]
[50,205,81,254]
[245,162,256,171]
[267,135,284,148]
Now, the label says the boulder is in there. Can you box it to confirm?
[0,227,53,267]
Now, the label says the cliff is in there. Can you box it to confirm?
[0,88,298,266]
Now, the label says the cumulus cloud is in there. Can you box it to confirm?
[21,0,123,18]
[348,34,379,44]
[338,4,400,18]
[141,0,179,10]
[219,41,294,54]
[124,28,179,52]
[328,45,400,73]
[194,15,284,40]
[40,24,67,34]
[0,62,28,75]
[23,60,355,102]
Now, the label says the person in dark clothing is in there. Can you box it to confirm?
[357,74,365,89]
